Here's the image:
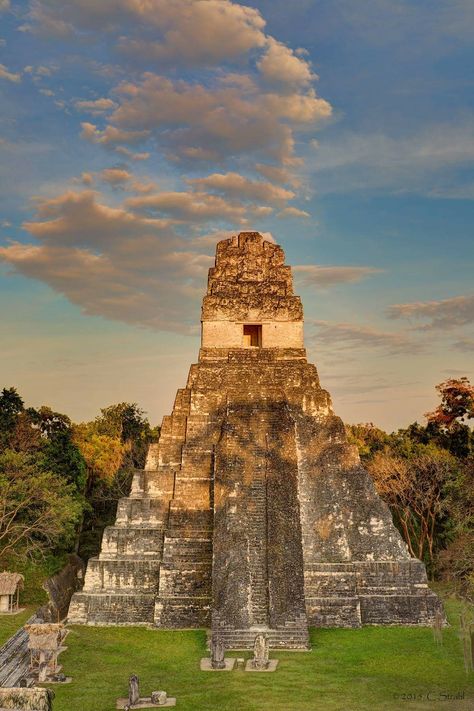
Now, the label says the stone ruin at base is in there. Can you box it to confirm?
[68,231,443,649]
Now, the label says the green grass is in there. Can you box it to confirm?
[44,590,473,711]
[0,606,35,646]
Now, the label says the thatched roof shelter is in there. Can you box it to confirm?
[0,572,24,613]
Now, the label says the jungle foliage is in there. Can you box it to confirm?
[347,377,474,596]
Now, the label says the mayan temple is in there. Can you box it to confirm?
[68,232,443,648]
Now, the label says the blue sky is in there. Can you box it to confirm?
[0,0,473,431]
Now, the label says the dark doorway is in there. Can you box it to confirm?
[243,324,262,347]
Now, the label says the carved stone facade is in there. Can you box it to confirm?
[68,232,443,647]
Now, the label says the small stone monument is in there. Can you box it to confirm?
[200,633,235,671]
[116,674,176,708]
[129,675,140,707]
[253,632,269,669]
[245,633,278,672]
[211,634,225,669]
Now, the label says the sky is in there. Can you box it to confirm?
[0,0,473,432]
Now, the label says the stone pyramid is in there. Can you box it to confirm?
[68,232,442,648]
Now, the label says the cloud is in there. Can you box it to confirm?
[336,0,474,45]
[277,207,310,218]
[453,338,474,353]
[255,163,298,186]
[115,0,267,66]
[24,64,56,78]
[21,1,331,180]
[311,320,423,355]
[0,63,21,83]
[24,0,267,66]
[115,146,150,161]
[257,38,314,88]
[387,294,474,330]
[0,1,10,12]
[99,168,132,185]
[308,122,474,196]
[187,172,295,205]
[293,264,382,288]
[80,121,150,146]
[104,72,330,165]
[125,189,270,224]
[74,98,118,114]
[22,190,172,248]
[0,189,214,332]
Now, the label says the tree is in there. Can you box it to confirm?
[95,402,157,468]
[72,424,126,496]
[368,445,458,572]
[425,377,474,429]
[0,388,24,450]
[0,450,82,562]
[346,422,390,460]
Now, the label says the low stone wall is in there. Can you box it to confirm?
[0,688,54,711]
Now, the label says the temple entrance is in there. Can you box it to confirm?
[243,324,262,347]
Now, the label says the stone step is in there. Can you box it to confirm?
[100,526,164,558]
[68,592,155,625]
[116,497,168,527]
[212,626,310,650]
[83,558,161,593]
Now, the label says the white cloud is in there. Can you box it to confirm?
[99,168,132,185]
[24,0,267,66]
[125,189,269,224]
[116,0,267,66]
[311,320,423,355]
[293,264,382,288]
[115,146,150,161]
[0,1,10,12]
[277,207,310,219]
[0,189,214,332]
[22,190,173,248]
[0,63,21,83]
[453,338,474,353]
[387,294,474,330]
[257,38,314,88]
[75,98,118,114]
[255,163,298,186]
[308,122,474,196]
[187,172,294,205]
[103,72,330,165]
[80,121,150,146]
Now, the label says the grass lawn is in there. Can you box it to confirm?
[0,606,35,647]
[45,590,473,711]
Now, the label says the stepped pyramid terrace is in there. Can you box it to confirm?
[68,231,443,649]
